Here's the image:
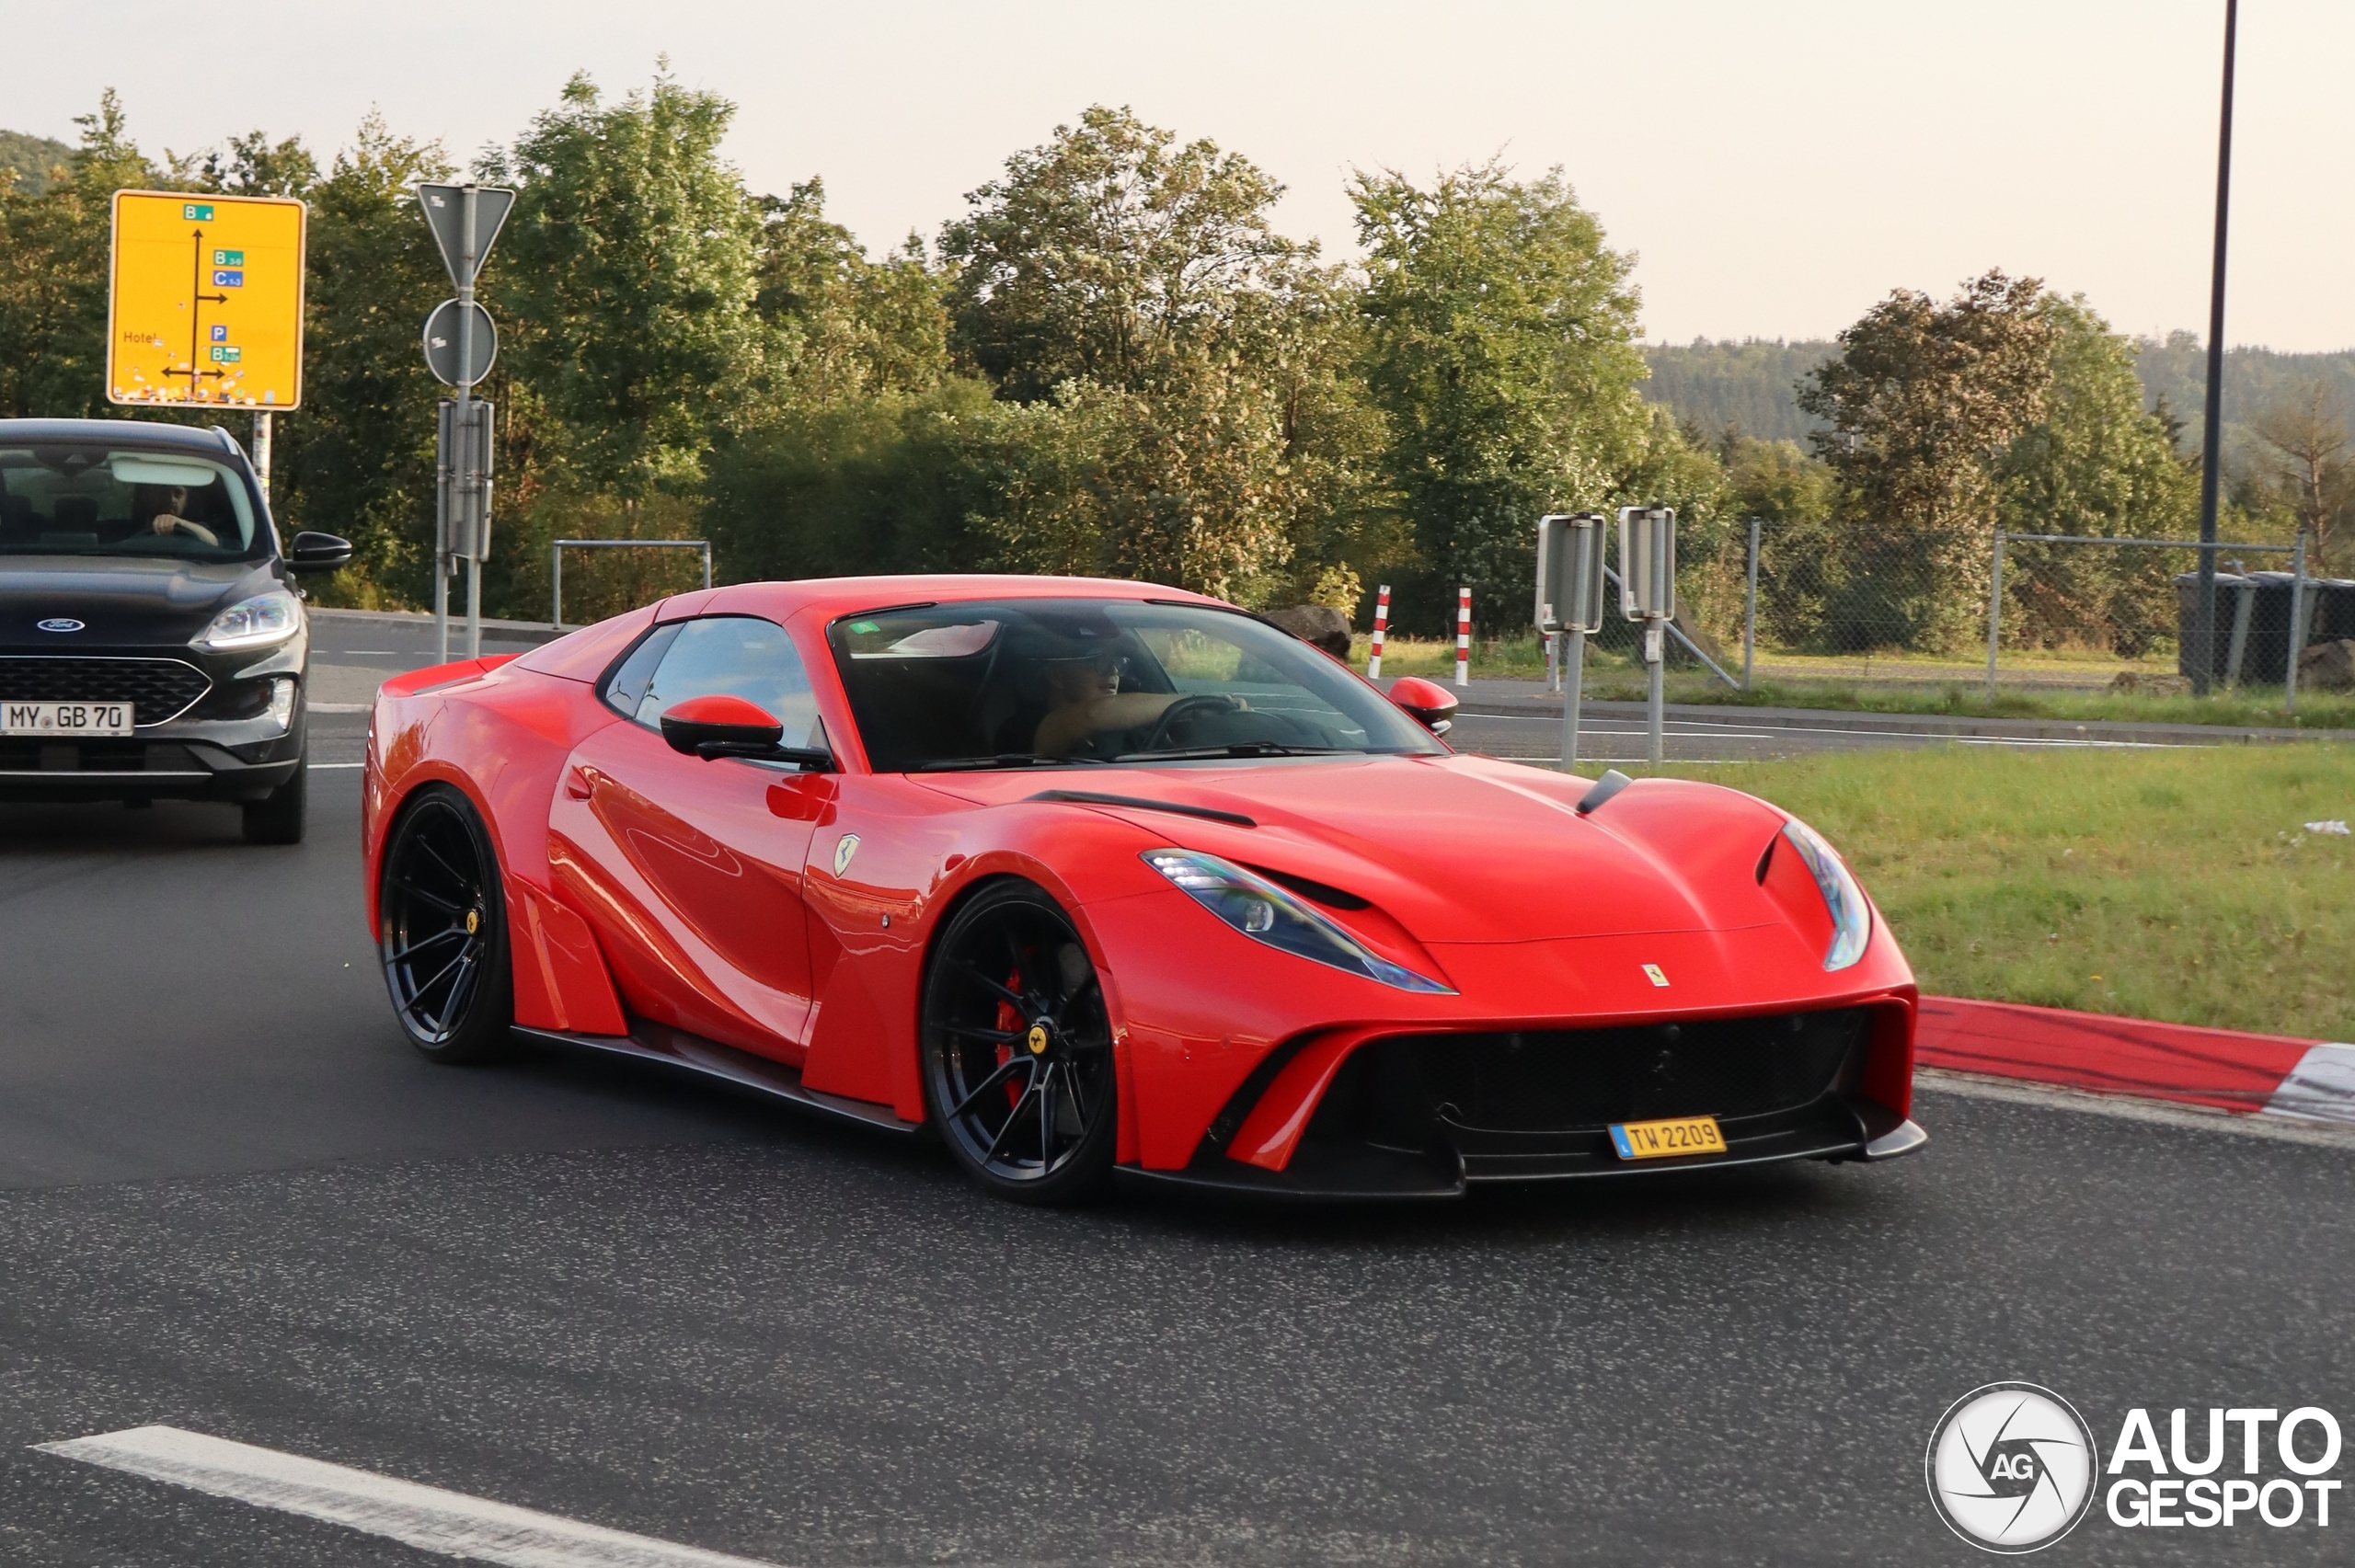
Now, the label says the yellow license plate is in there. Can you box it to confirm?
[1609,1115,1727,1161]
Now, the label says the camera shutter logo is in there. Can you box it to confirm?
[1925,1382,2097,1552]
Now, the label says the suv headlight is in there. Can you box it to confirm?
[1143,849,1453,993]
[1781,818,1870,970]
[195,589,302,651]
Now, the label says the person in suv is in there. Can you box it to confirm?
[0,418,350,842]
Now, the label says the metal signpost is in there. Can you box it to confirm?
[417,182,515,661]
[107,190,306,493]
[1534,513,1607,771]
[1618,506,1676,766]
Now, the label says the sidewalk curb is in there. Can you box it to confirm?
[1915,996,2355,1125]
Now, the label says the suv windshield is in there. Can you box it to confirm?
[0,442,262,560]
[829,598,1446,772]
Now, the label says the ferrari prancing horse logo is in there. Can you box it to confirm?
[833,834,860,878]
[1026,1024,1050,1056]
[1642,963,1670,988]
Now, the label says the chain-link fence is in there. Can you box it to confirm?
[1655,519,2355,709]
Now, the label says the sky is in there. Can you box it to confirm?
[15,1,2352,350]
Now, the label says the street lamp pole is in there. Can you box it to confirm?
[2192,0,2238,696]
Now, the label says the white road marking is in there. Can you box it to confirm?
[307,761,365,770]
[306,702,373,715]
[1917,1068,2355,1153]
[35,1425,785,1568]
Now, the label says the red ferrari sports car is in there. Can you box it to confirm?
[363,575,1924,1203]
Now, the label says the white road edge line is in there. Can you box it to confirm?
[33,1425,786,1568]
[1915,1067,2355,1152]
[307,761,365,769]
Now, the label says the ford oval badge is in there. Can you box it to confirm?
[35,618,85,633]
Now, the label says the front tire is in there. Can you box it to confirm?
[378,784,514,1063]
[921,880,1117,1205]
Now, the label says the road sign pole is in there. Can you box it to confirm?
[458,187,480,660]
[250,411,271,501]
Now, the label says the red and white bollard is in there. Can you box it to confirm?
[1367,584,1390,678]
[1454,587,1471,688]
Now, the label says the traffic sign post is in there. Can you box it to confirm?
[417,183,513,661]
[109,190,306,498]
[1618,506,1676,766]
[1535,512,1607,771]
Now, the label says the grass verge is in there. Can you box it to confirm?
[1350,635,2355,730]
[1627,746,2355,1041]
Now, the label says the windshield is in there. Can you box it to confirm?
[829,598,1446,772]
[0,442,263,560]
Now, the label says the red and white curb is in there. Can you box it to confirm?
[1917,997,2355,1126]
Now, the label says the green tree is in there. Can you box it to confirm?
[267,115,454,605]
[752,178,950,406]
[0,91,160,418]
[1352,160,1648,632]
[941,105,1308,403]
[1995,294,2196,654]
[1798,269,2054,649]
[487,67,763,494]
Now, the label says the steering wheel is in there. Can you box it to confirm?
[1141,693,1244,751]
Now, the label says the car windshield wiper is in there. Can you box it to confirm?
[914,752,1112,772]
[1112,743,1354,761]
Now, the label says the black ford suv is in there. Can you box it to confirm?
[0,418,350,842]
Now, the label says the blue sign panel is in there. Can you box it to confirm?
[210,325,228,342]
[212,269,244,288]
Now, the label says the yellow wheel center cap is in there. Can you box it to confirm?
[465,910,480,935]
[1026,1024,1050,1056]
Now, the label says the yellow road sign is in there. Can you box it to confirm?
[108,190,305,410]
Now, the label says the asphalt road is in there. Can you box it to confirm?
[0,614,2349,1563]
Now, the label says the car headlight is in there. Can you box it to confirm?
[194,589,302,651]
[1781,818,1870,970]
[1143,849,1453,993]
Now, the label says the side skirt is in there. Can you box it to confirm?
[511,1021,923,1137]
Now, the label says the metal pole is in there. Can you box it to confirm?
[458,185,481,661]
[1561,627,1585,771]
[1645,619,1664,766]
[1984,531,2005,697]
[2287,531,2309,715]
[250,410,271,502]
[1743,515,1759,692]
[702,541,713,591]
[552,544,563,630]
[2192,0,2239,696]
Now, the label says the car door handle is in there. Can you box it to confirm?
[565,766,593,800]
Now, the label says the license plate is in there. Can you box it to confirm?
[1609,1115,1727,1161]
[1,701,134,736]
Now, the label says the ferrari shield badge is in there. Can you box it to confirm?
[833,833,860,878]
[1642,963,1670,988]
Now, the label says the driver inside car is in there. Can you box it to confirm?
[124,482,221,547]
[1032,652,1246,757]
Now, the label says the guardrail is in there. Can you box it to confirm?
[551,539,713,631]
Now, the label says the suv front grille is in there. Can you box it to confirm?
[0,657,213,724]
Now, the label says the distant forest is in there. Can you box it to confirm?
[1643,333,2355,463]
[0,130,71,195]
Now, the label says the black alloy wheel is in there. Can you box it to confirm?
[921,880,1118,1204]
[378,784,513,1062]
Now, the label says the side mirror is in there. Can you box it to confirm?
[287,531,354,571]
[660,693,833,769]
[1387,675,1458,735]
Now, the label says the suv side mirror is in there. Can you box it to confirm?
[1387,675,1458,735]
[660,693,833,770]
[288,531,353,571]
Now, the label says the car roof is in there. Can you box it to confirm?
[0,418,250,461]
[677,575,1232,624]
